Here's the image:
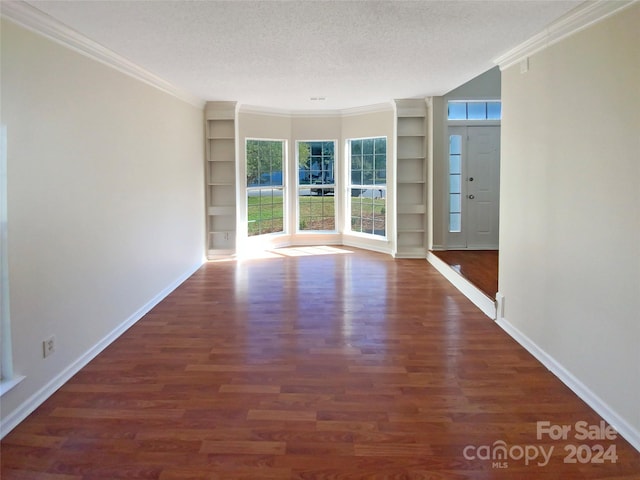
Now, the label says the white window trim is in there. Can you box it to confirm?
[1,124,24,397]
[447,99,502,125]
[295,139,339,234]
[346,136,388,240]
[242,138,288,242]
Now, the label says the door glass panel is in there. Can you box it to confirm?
[450,193,461,212]
[449,174,461,194]
[449,155,461,174]
[449,135,462,155]
[449,213,461,233]
[449,134,463,233]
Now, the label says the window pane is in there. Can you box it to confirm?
[363,154,374,170]
[247,190,284,236]
[351,196,362,214]
[298,142,311,185]
[449,154,461,174]
[307,193,336,231]
[487,102,502,120]
[351,170,362,184]
[448,102,466,120]
[374,138,386,154]
[363,138,374,155]
[449,135,462,155]
[247,139,283,187]
[467,102,487,120]
[350,191,386,236]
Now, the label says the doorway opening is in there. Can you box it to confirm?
[433,100,501,306]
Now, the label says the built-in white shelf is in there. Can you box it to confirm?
[205,102,237,258]
[395,99,428,258]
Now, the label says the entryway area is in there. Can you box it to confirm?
[430,249,498,299]
[446,125,500,250]
[428,86,502,318]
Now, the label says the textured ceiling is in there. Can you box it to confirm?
[25,0,582,111]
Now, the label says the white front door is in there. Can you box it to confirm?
[447,126,500,249]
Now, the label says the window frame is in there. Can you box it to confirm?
[346,136,387,239]
[0,123,23,396]
[447,100,502,122]
[295,140,338,233]
[245,138,287,237]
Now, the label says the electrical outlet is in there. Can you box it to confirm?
[43,335,56,358]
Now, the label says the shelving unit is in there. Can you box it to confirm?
[205,101,237,258]
[395,99,427,258]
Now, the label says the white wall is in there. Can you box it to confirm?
[0,20,205,434]
[342,110,395,253]
[498,4,640,447]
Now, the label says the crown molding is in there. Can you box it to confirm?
[238,104,332,118]
[1,0,205,108]
[494,0,637,71]
[394,98,428,117]
[239,102,394,119]
[340,102,395,117]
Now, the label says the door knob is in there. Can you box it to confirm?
[468,177,474,182]
[468,194,475,199]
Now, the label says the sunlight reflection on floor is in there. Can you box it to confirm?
[233,245,355,261]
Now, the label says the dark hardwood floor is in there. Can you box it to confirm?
[431,250,499,299]
[2,246,638,479]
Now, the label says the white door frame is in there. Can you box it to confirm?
[445,124,500,249]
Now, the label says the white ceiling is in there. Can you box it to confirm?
[25,0,582,111]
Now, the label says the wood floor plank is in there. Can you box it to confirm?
[199,440,286,455]
[2,247,639,479]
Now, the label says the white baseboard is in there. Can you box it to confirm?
[496,317,640,453]
[426,252,496,319]
[393,251,427,259]
[342,237,392,256]
[0,260,203,438]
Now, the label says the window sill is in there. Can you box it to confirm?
[0,375,25,397]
